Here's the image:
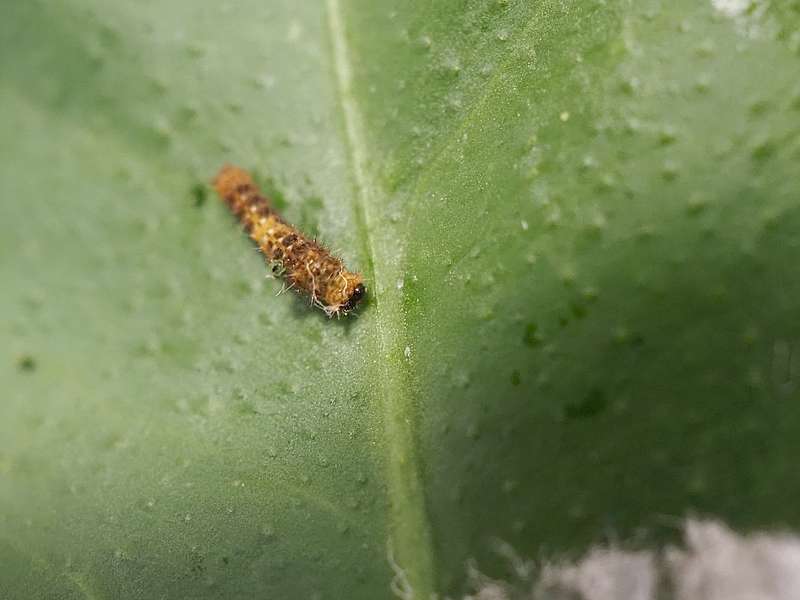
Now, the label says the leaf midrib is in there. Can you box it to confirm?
[325,0,437,597]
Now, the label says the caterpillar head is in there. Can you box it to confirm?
[323,273,366,317]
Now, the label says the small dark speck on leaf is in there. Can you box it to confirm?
[751,139,776,162]
[565,388,608,420]
[570,301,587,319]
[523,322,541,347]
[192,183,208,207]
[17,355,36,372]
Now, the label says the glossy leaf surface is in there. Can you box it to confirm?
[2,1,800,598]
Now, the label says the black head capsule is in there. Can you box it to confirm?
[341,283,366,313]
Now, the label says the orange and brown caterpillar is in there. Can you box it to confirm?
[213,165,365,317]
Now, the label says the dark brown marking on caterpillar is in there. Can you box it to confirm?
[213,165,366,317]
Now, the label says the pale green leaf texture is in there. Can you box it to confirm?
[2,0,800,598]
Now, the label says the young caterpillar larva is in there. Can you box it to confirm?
[213,165,365,317]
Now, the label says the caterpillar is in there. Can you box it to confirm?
[213,165,366,317]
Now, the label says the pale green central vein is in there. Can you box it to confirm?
[325,1,436,598]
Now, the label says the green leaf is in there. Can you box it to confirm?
[2,0,799,598]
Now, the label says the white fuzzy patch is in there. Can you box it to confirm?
[711,0,751,17]
[536,549,656,600]
[462,519,800,600]
[667,520,800,600]
[710,0,773,41]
